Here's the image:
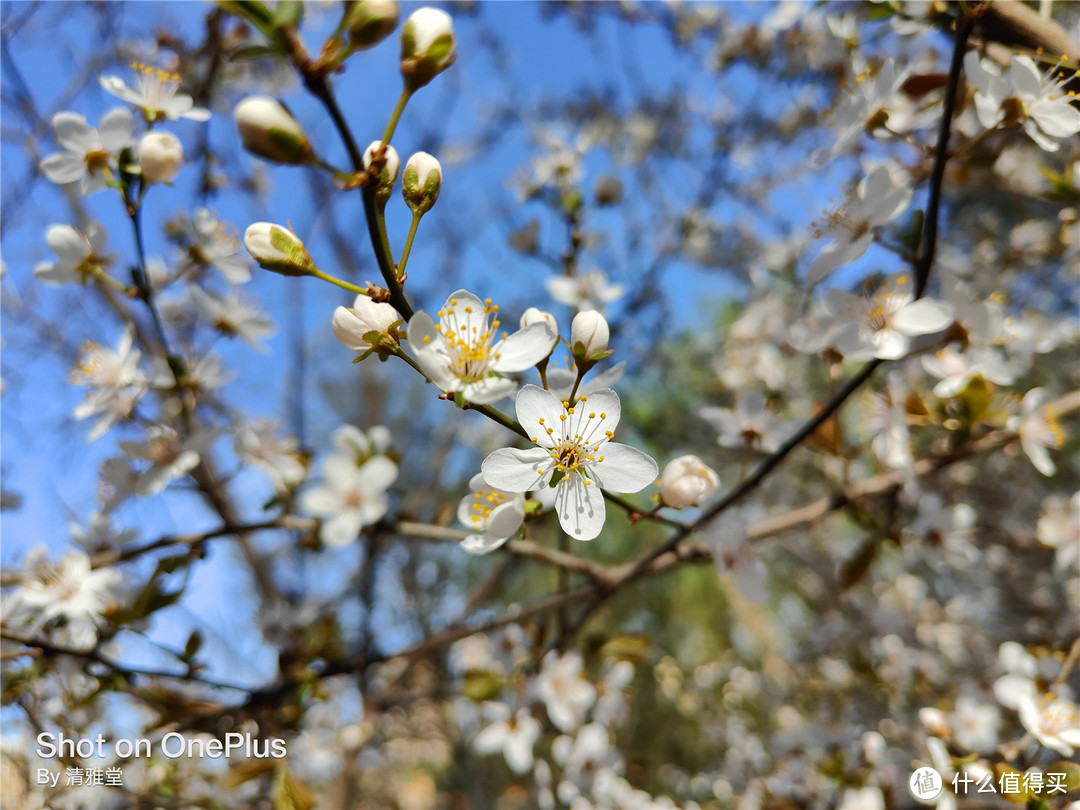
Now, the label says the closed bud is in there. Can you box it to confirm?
[344,0,399,49]
[243,222,316,276]
[137,131,184,184]
[570,309,609,361]
[402,152,442,215]
[659,455,719,508]
[234,96,313,165]
[399,7,456,91]
[332,294,402,357]
[363,140,400,203]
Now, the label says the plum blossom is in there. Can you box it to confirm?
[1010,388,1064,477]
[700,390,793,454]
[859,371,912,469]
[1036,492,1079,571]
[807,161,912,284]
[826,60,912,156]
[40,109,133,195]
[658,454,720,508]
[546,270,624,313]
[178,208,252,284]
[119,426,217,496]
[407,290,556,404]
[234,420,307,495]
[71,326,146,440]
[996,672,1080,757]
[9,549,123,649]
[473,702,541,774]
[536,650,596,732]
[301,426,397,546]
[70,513,137,554]
[189,286,276,350]
[100,63,210,122]
[824,272,954,360]
[332,294,402,358]
[456,473,525,555]
[34,223,112,286]
[964,52,1080,152]
[482,386,657,540]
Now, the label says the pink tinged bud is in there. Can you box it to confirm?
[243,222,316,276]
[332,294,402,352]
[363,140,400,202]
[137,131,183,184]
[399,7,456,91]
[570,309,609,360]
[402,151,442,214]
[234,96,313,165]
[658,455,720,508]
[344,0,399,49]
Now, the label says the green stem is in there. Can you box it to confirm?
[397,212,422,279]
[380,88,412,147]
[310,268,369,295]
[538,364,549,390]
[567,366,586,404]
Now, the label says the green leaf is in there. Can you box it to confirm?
[230,44,283,62]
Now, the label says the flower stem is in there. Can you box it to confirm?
[310,268,369,295]
[397,212,422,280]
[381,88,412,147]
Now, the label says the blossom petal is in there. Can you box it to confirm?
[99,76,142,106]
[98,108,133,151]
[462,376,517,405]
[1029,99,1080,138]
[587,442,658,493]
[443,289,489,339]
[407,312,457,390]
[40,152,87,184]
[482,447,551,492]
[554,474,606,540]
[489,322,556,372]
[892,298,954,336]
[46,224,91,266]
[869,328,908,360]
[515,384,562,448]
[322,509,364,547]
[461,533,510,555]
[331,306,369,351]
[52,112,97,152]
[357,455,398,491]
[574,388,621,434]
[485,497,525,540]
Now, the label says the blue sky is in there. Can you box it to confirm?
[0,0,890,687]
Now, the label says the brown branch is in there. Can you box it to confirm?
[979,0,1080,62]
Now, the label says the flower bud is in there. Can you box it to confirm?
[658,455,719,508]
[362,140,400,204]
[401,152,442,215]
[344,0,399,49]
[243,222,316,276]
[332,294,402,356]
[234,96,313,165]
[137,131,183,184]
[570,310,609,361]
[399,7,456,91]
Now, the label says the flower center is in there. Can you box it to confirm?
[84,150,111,173]
[131,62,181,117]
[469,489,511,527]
[437,298,504,382]
[1038,695,1080,736]
[533,398,612,480]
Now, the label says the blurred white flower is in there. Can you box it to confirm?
[536,650,596,732]
[1009,388,1064,477]
[1036,492,1079,571]
[34,223,112,286]
[101,63,210,122]
[473,702,540,774]
[546,270,624,314]
[40,109,133,195]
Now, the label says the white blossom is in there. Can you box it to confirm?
[456,473,525,555]
[407,290,556,404]
[546,270,624,314]
[34,223,112,286]
[40,109,133,195]
[101,63,210,122]
[482,385,657,540]
[536,650,596,732]
[473,702,540,774]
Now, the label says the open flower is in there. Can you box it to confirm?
[965,52,1080,152]
[806,161,912,284]
[40,109,133,195]
[100,63,210,122]
[457,473,525,555]
[481,385,657,540]
[407,290,556,404]
[301,439,397,547]
[825,272,954,360]
[1010,387,1064,477]
[546,270,624,314]
[536,650,597,732]
[473,702,540,774]
[34,223,112,286]
[1037,492,1079,571]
